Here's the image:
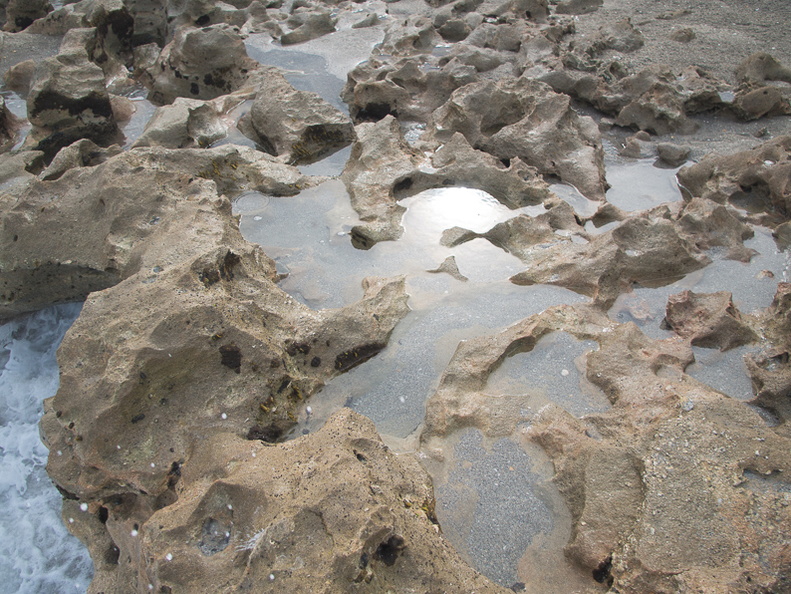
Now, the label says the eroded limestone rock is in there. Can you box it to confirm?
[510,215,710,307]
[26,37,120,160]
[280,7,336,45]
[146,24,260,104]
[341,118,551,248]
[63,409,505,593]
[132,97,227,149]
[3,0,50,32]
[0,145,313,317]
[677,136,791,229]
[429,77,607,199]
[240,68,355,164]
[663,290,757,350]
[422,303,791,592]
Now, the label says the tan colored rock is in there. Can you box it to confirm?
[677,136,791,228]
[422,303,791,591]
[62,409,506,593]
[440,201,586,259]
[3,0,50,32]
[730,85,791,121]
[39,138,122,181]
[663,290,757,350]
[147,24,260,105]
[430,77,607,200]
[26,34,121,160]
[676,197,756,261]
[428,255,468,281]
[510,216,709,307]
[735,53,791,85]
[240,68,355,165]
[0,145,314,318]
[132,98,228,149]
[280,8,336,45]
[422,304,614,440]
[342,53,479,123]
[341,119,549,248]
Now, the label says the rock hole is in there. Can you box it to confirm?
[104,544,120,565]
[334,343,386,372]
[350,228,375,250]
[356,102,396,122]
[374,534,405,566]
[354,450,367,463]
[219,344,242,373]
[98,506,109,524]
[592,555,613,586]
[247,424,284,443]
[198,518,230,556]
[393,176,413,196]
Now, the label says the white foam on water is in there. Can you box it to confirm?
[0,304,93,593]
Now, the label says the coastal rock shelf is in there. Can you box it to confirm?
[0,0,789,592]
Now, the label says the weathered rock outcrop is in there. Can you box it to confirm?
[0,145,312,317]
[510,215,710,307]
[663,290,757,350]
[146,24,260,104]
[341,117,551,248]
[0,1,788,592]
[240,68,355,164]
[428,77,607,199]
[422,301,791,592]
[62,409,505,593]
[677,135,791,228]
[26,32,121,160]
[132,97,227,149]
[18,143,446,592]
[3,0,50,32]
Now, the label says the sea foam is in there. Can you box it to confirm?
[0,304,93,593]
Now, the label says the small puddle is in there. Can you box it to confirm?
[423,426,601,593]
[604,158,683,212]
[686,345,755,400]
[486,331,610,418]
[434,429,553,588]
[120,95,157,148]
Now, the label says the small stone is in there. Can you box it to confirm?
[656,143,691,167]
[669,28,696,42]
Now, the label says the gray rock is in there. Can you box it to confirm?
[669,27,695,42]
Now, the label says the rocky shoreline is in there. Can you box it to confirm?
[0,0,789,592]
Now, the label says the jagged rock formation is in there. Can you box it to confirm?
[0,0,789,592]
